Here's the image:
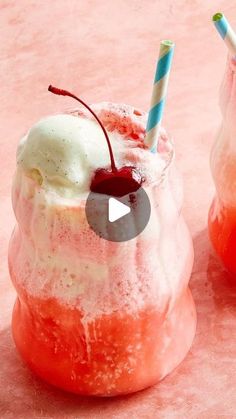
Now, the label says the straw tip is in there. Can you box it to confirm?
[212,12,224,22]
[161,39,175,48]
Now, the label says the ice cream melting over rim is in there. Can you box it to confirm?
[16,102,173,200]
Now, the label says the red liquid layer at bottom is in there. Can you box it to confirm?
[209,198,236,276]
[12,288,196,396]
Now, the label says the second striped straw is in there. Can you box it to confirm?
[145,40,175,151]
[213,13,236,56]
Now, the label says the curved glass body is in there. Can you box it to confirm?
[208,58,236,276]
[9,103,196,396]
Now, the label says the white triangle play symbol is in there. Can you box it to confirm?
[108,198,131,223]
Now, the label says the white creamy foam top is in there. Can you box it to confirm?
[17,114,129,198]
[17,111,170,200]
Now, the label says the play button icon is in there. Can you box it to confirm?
[85,178,151,242]
[108,198,130,222]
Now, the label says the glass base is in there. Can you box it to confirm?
[12,289,196,396]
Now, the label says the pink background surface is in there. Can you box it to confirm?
[1,1,236,417]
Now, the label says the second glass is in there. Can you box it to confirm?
[208,57,236,276]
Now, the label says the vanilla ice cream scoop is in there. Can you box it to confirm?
[17,114,128,197]
[16,94,171,201]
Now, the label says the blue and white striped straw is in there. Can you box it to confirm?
[213,13,236,56]
[145,40,175,151]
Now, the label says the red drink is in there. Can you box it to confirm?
[9,102,196,395]
[208,57,236,276]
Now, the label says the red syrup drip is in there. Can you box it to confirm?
[48,85,143,197]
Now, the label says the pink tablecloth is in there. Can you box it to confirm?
[1,1,236,417]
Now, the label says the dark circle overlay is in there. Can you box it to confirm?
[85,177,151,242]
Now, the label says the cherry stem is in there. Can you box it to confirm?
[48,85,117,173]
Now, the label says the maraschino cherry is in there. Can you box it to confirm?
[48,85,143,197]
